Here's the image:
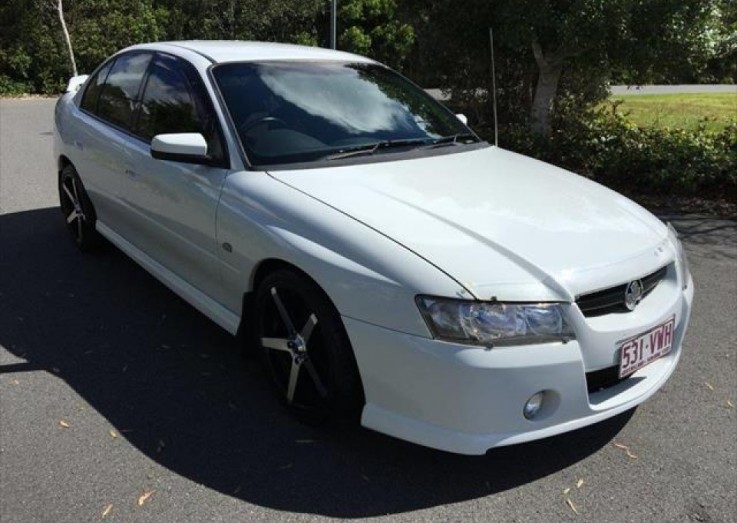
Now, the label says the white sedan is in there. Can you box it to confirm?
[54,41,693,455]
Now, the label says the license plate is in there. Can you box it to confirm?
[618,316,675,378]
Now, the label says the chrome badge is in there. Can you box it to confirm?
[624,280,644,311]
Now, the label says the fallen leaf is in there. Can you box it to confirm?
[156,439,165,453]
[59,420,70,428]
[109,430,118,439]
[233,485,242,495]
[704,382,715,391]
[51,367,61,374]
[11,379,19,385]
[576,478,584,489]
[727,400,734,409]
[613,442,629,450]
[625,449,638,459]
[101,504,113,518]
[563,487,571,495]
[137,490,155,506]
[566,498,579,515]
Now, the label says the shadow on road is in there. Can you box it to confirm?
[662,214,737,262]
[0,207,632,518]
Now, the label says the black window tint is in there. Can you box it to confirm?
[136,56,200,141]
[80,60,114,113]
[179,63,226,164]
[97,53,152,130]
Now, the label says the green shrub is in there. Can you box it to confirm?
[487,108,737,202]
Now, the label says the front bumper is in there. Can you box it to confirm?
[345,278,693,455]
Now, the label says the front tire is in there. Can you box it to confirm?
[58,164,99,251]
[255,270,364,425]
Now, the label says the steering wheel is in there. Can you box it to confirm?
[238,116,288,135]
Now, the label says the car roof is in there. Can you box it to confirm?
[127,40,375,65]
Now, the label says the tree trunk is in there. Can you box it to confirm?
[57,0,77,76]
[530,39,564,137]
[530,65,562,137]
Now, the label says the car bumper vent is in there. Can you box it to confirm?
[586,365,626,393]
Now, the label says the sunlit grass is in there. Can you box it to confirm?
[605,93,737,132]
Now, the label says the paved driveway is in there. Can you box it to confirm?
[1,98,735,522]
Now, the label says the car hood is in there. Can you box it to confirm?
[268,147,671,301]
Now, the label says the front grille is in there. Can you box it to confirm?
[577,265,668,317]
[586,365,625,393]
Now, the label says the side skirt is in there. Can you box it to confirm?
[96,221,241,335]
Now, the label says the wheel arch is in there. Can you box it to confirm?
[239,257,341,339]
[57,154,73,173]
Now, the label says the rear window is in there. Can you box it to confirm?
[80,60,113,113]
[96,53,152,130]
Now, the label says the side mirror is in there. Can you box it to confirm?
[455,113,468,125]
[151,133,208,163]
[66,75,89,93]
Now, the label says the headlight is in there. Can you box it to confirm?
[667,222,690,290]
[416,296,575,347]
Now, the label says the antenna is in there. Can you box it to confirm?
[489,27,499,147]
[331,0,337,49]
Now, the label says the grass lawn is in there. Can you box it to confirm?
[606,93,736,132]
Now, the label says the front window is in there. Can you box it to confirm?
[213,61,483,167]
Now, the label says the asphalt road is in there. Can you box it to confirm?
[1,98,735,523]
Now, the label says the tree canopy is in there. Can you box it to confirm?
[1,0,734,137]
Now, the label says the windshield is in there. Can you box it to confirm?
[212,61,482,167]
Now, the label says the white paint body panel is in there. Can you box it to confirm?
[53,40,693,455]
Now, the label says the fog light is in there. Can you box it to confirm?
[523,392,545,419]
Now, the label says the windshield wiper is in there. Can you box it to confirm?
[324,138,432,161]
[421,133,479,150]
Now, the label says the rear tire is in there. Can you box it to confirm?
[58,164,100,251]
[254,269,364,425]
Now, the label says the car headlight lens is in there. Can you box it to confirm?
[667,222,690,290]
[416,297,575,347]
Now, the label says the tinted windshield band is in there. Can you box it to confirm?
[212,61,481,168]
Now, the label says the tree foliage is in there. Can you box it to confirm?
[412,0,732,136]
[338,0,414,69]
[0,0,419,95]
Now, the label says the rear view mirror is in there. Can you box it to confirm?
[151,133,208,163]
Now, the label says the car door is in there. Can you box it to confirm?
[74,52,153,238]
[120,53,231,306]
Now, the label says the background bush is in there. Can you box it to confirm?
[481,107,737,200]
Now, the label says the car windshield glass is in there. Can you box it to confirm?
[213,61,480,167]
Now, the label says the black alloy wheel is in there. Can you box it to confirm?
[255,270,364,424]
[58,164,99,251]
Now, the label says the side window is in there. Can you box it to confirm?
[80,60,114,113]
[137,55,225,164]
[97,53,152,130]
[136,56,201,141]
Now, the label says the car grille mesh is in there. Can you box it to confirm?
[576,265,668,317]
